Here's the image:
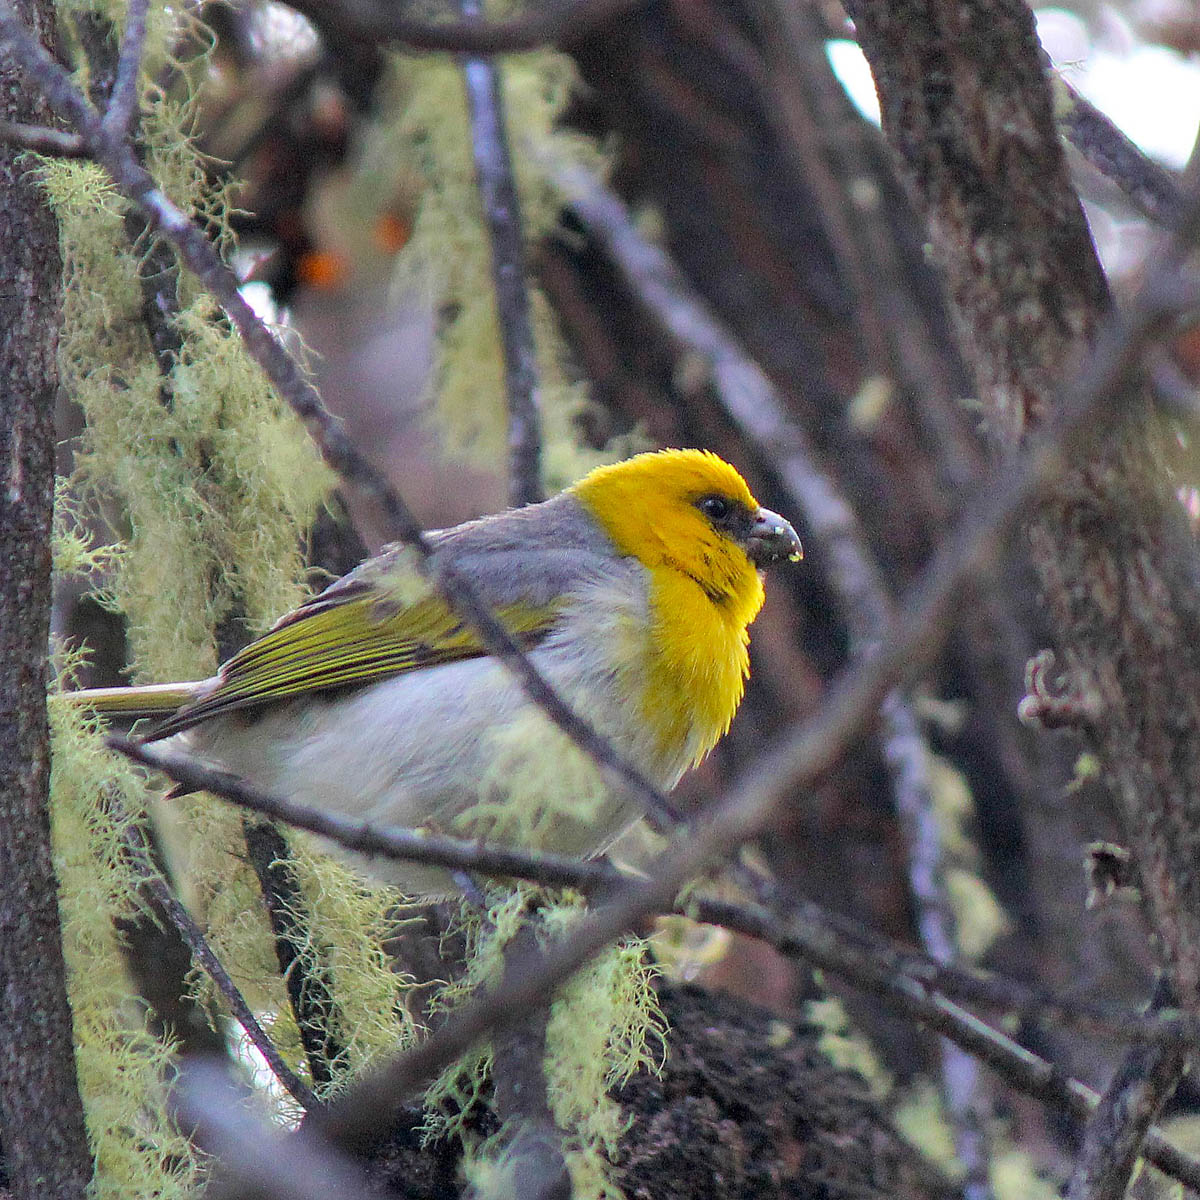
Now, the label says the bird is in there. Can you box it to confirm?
[75,448,802,893]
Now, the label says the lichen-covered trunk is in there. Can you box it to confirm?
[0,0,93,1193]
[843,0,1200,1011]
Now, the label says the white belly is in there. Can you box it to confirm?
[178,577,687,894]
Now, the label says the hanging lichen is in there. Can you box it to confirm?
[363,50,641,493]
[423,888,665,1199]
[41,0,332,1186]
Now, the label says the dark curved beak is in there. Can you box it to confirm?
[745,507,803,568]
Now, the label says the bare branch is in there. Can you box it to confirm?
[98,735,1200,1053]
[278,0,638,53]
[700,895,1200,1190]
[1066,978,1187,1200]
[0,117,87,155]
[1051,72,1183,225]
[111,734,624,892]
[103,0,147,136]
[116,803,318,1110]
[460,0,542,506]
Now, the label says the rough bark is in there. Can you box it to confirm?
[842,0,1200,1017]
[360,983,956,1200]
[0,0,93,1193]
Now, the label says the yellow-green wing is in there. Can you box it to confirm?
[144,588,559,740]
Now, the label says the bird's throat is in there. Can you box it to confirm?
[641,566,758,770]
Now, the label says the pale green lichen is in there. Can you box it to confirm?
[895,1077,1063,1198]
[929,754,1010,961]
[50,648,202,1200]
[804,995,891,1101]
[990,1143,1061,1200]
[424,890,665,1197]
[366,51,639,492]
[287,844,420,1087]
[43,3,330,1188]
[460,709,612,850]
[892,1080,958,1173]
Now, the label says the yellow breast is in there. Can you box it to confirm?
[641,564,763,771]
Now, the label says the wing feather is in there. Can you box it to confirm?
[144,588,559,740]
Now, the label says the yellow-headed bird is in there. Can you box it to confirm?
[75,449,801,892]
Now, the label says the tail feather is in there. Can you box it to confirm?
[63,681,205,722]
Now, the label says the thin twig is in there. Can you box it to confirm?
[278,0,636,53]
[0,3,684,842]
[1050,71,1183,225]
[115,802,317,1110]
[883,696,993,1200]
[0,118,87,156]
[111,734,624,892]
[103,0,148,136]
[459,0,542,506]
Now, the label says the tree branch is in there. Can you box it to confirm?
[459,0,542,507]
[117,804,318,1110]
[489,925,571,1200]
[178,1062,376,1200]
[276,0,638,53]
[0,117,87,155]
[102,0,147,136]
[1066,977,1187,1200]
[1051,72,1183,225]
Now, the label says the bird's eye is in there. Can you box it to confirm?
[699,495,733,521]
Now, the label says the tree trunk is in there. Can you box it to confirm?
[0,0,93,1192]
[843,0,1200,1016]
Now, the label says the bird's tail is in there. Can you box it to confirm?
[61,681,205,722]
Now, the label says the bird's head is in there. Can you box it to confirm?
[571,449,802,620]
